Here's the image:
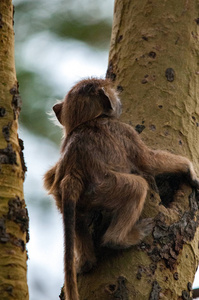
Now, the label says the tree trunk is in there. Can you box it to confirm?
[0,1,29,299]
[78,0,199,299]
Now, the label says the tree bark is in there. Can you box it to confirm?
[78,0,199,299]
[0,1,29,299]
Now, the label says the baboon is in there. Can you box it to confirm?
[44,78,199,300]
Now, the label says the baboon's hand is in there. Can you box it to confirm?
[187,162,199,189]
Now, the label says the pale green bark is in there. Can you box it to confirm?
[78,1,199,299]
[0,1,29,299]
[109,0,199,162]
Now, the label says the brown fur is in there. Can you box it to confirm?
[43,78,199,300]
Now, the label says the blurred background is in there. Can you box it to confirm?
[12,0,199,299]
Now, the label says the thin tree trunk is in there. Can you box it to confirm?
[78,0,199,299]
[0,1,29,299]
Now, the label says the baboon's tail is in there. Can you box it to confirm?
[62,175,83,300]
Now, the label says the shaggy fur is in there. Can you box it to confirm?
[44,78,199,300]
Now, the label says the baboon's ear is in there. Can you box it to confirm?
[99,87,121,116]
[53,102,63,124]
[99,87,114,112]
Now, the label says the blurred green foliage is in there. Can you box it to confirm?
[15,0,112,48]
[14,0,113,143]
[18,70,62,143]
